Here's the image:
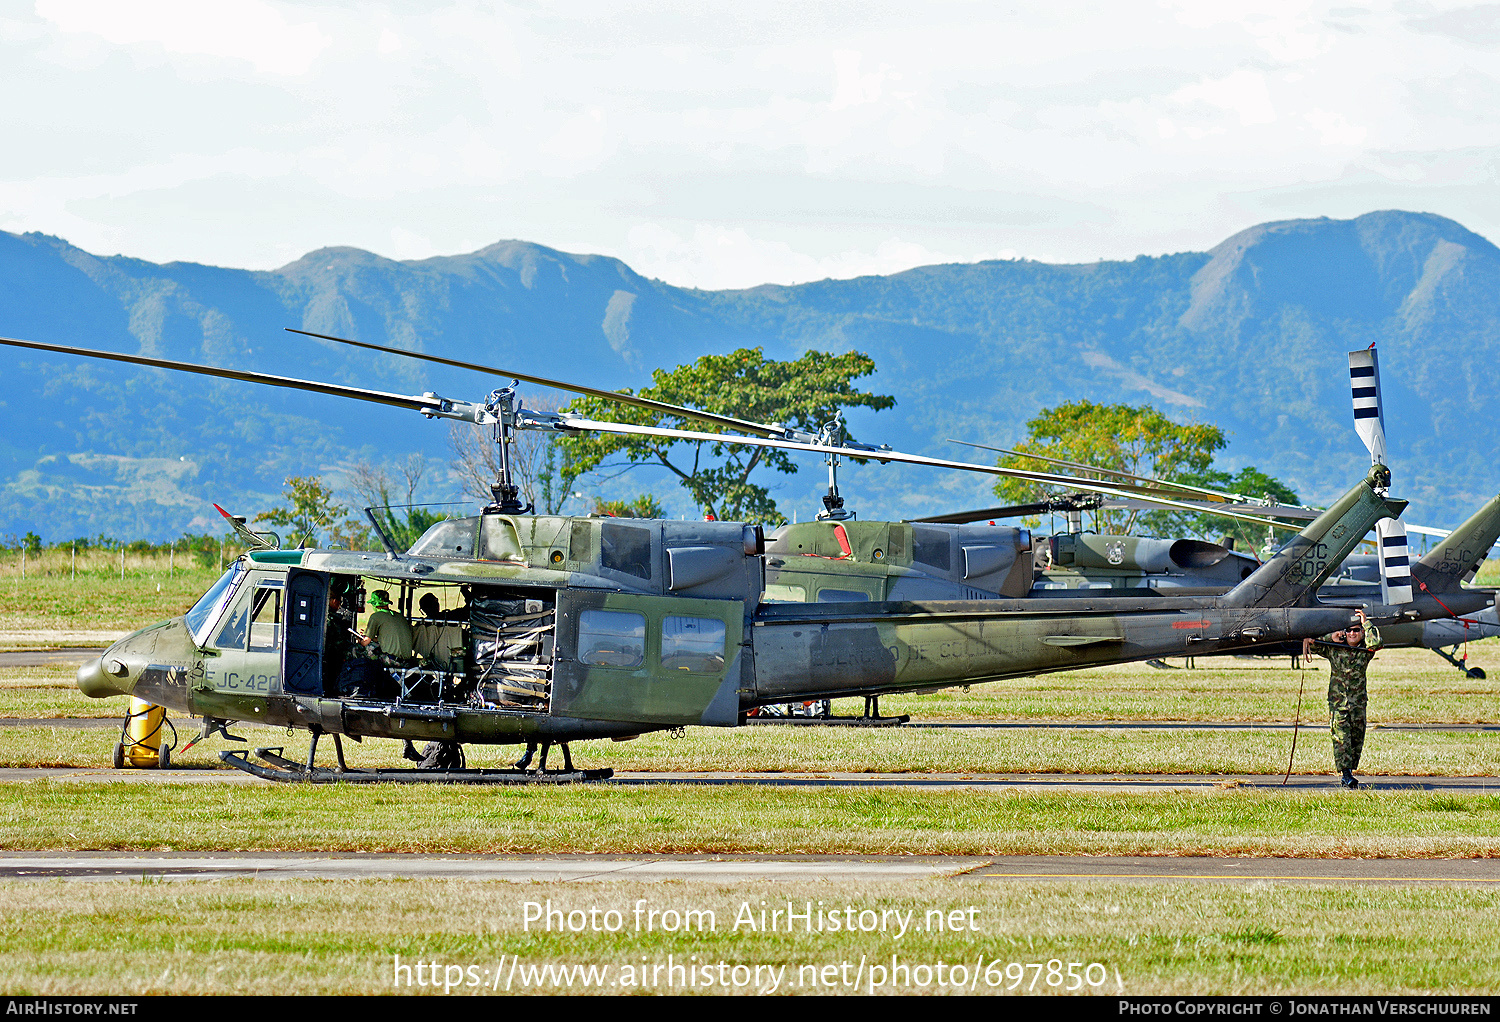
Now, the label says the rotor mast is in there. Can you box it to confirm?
[483,383,533,515]
[816,412,853,521]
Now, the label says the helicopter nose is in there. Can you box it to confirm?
[77,656,135,699]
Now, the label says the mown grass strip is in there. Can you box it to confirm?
[1,879,1498,995]
[5,783,1500,857]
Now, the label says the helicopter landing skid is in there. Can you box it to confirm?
[220,747,613,784]
[746,714,908,727]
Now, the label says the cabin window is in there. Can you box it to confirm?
[817,588,870,602]
[762,583,806,603]
[661,616,727,673]
[912,528,951,572]
[577,609,646,668]
[248,584,284,652]
[409,519,476,558]
[601,522,653,580]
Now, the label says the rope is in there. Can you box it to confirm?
[1283,660,1306,785]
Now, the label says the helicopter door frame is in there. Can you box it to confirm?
[551,589,745,727]
[283,567,330,697]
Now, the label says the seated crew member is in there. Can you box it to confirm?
[361,589,415,663]
[322,589,354,696]
[418,590,469,622]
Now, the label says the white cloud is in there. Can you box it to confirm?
[35,0,329,75]
[3,1,1500,284]
[1305,108,1368,146]
[1170,68,1278,127]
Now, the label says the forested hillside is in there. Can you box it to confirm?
[1,210,1495,539]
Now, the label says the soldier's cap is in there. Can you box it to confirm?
[368,590,392,610]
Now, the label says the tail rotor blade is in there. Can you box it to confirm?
[1349,345,1411,605]
[1377,518,1413,605]
[1349,346,1388,467]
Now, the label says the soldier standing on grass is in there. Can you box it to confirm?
[1302,608,1381,789]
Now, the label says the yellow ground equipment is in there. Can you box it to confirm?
[113,698,172,769]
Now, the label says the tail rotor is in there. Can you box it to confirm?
[1349,346,1412,605]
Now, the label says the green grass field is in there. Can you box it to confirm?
[2,879,1498,995]
[5,783,1500,857]
[3,568,1500,994]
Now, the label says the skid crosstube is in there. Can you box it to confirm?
[220,747,613,784]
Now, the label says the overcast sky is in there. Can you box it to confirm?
[3,0,1498,289]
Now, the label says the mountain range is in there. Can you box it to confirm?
[1,209,1496,541]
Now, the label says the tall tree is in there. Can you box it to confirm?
[449,397,580,515]
[255,476,347,548]
[558,348,894,525]
[342,456,447,550]
[994,401,1226,535]
[1172,465,1302,553]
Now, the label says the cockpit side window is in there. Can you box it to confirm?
[248,583,284,652]
[212,585,254,650]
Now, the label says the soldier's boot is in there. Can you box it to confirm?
[1341,769,1359,789]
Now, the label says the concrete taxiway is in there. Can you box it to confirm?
[0,764,1496,792]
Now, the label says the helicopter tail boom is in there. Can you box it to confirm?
[1223,464,1406,609]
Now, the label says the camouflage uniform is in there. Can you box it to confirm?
[1310,626,1381,773]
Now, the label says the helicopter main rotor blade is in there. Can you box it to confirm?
[546,415,1306,532]
[909,494,1117,525]
[286,327,790,439]
[0,335,464,418]
[949,438,1324,514]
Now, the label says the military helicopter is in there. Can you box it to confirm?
[909,346,1500,674]
[0,332,1403,782]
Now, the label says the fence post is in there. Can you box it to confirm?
[71,543,75,581]
[120,547,124,580]
[170,542,174,579]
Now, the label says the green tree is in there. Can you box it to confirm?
[995,401,1226,535]
[591,493,665,519]
[341,456,447,551]
[1173,465,1301,553]
[255,476,347,548]
[558,348,894,525]
[996,401,1301,543]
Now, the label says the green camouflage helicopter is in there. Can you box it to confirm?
[0,332,1404,782]
[913,347,1500,675]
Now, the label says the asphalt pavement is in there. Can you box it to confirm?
[0,851,1496,884]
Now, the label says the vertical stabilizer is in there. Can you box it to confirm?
[1411,493,1500,594]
